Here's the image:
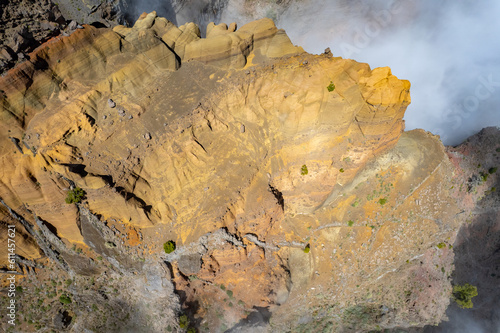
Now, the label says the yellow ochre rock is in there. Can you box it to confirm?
[0,12,474,333]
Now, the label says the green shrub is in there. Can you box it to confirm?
[339,168,344,173]
[163,241,176,254]
[378,198,387,205]
[59,295,72,304]
[303,244,311,253]
[301,164,308,175]
[179,314,189,329]
[327,81,335,92]
[347,220,354,227]
[437,242,446,249]
[452,283,478,309]
[480,172,489,182]
[65,187,85,204]
[489,167,498,174]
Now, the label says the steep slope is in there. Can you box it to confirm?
[426,127,500,333]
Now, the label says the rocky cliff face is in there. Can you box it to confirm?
[0,0,64,71]
[425,127,500,333]
[0,11,497,333]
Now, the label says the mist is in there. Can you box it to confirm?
[119,0,227,33]
[275,0,500,146]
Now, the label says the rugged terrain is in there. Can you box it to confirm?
[0,10,498,333]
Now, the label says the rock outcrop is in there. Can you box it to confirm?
[0,0,65,72]
[0,11,495,333]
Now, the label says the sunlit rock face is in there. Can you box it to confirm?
[2,11,494,333]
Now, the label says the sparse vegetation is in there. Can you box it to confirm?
[178,314,189,329]
[342,304,382,331]
[301,164,308,175]
[163,241,176,254]
[65,187,85,204]
[327,81,335,92]
[452,283,478,309]
[59,295,72,304]
[480,172,489,182]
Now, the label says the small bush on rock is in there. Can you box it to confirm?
[300,164,308,175]
[59,295,72,304]
[65,187,85,204]
[163,241,176,254]
[453,283,478,309]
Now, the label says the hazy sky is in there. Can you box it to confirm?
[276,0,500,146]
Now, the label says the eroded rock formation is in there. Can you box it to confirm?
[0,11,497,333]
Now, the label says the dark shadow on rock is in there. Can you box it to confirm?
[184,298,202,328]
[62,163,89,177]
[425,177,500,333]
[37,217,60,239]
[227,306,272,332]
[269,184,284,211]
[61,252,101,276]
[53,310,73,330]
[90,21,108,29]
[79,207,143,272]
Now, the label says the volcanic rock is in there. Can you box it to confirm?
[0,11,495,333]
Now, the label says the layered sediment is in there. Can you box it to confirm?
[0,11,496,333]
